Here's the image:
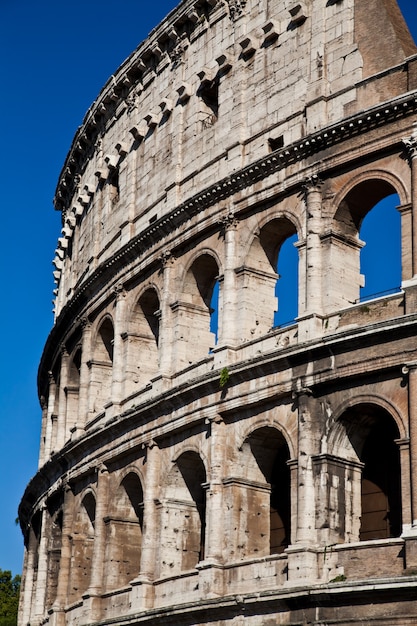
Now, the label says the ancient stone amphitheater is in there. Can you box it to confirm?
[18,0,417,624]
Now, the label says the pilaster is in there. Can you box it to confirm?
[131,440,160,610]
[111,285,127,408]
[85,464,109,622]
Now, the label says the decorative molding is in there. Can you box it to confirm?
[225,0,247,21]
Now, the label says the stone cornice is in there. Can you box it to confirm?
[52,88,417,303]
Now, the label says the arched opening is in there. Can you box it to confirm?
[90,318,114,413]
[245,427,291,555]
[104,473,144,591]
[244,218,298,338]
[45,492,64,610]
[274,233,298,326]
[160,452,207,576]
[96,318,114,363]
[176,254,219,366]
[359,194,401,301]
[333,403,402,542]
[125,288,160,393]
[69,492,96,601]
[66,347,81,434]
[209,278,220,344]
[332,179,401,308]
[229,426,291,559]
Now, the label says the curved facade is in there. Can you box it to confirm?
[18,1,417,625]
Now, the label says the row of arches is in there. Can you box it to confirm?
[31,400,403,614]
[42,179,404,458]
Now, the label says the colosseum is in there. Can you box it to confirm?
[18,0,417,624]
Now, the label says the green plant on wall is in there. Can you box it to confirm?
[219,367,230,389]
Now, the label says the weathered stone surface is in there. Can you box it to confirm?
[18,1,417,625]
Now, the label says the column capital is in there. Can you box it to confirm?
[158,250,175,270]
[113,283,126,301]
[402,361,417,375]
[142,439,159,451]
[402,135,417,163]
[218,211,238,233]
[78,315,92,330]
[302,174,323,194]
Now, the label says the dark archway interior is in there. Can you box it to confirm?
[248,427,291,554]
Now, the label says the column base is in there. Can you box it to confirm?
[130,575,155,612]
[196,559,225,598]
[285,545,319,585]
[402,527,417,571]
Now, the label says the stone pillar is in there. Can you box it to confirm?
[56,346,69,449]
[20,529,38,626]
[32,505,49,621]
[111,286,127,408]
[286,388,318,585]
[298,177,323,341]
[219,213,238,347]
[405,363,417,528]
[397,437,412,530]
[204,416,226,563]
[86,465,109,621]
[50,485,73,626]
[131,441,160,609]
[295,389,317,544]
[198,416,226,598]
[43,372,57,461]
[402,362,417,570]
[403,134,417,278]
[303,177,323,316]
[158,252,175,379]
[397,203,413,282]
[78,318,92,429]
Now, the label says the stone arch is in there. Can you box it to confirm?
[229,425,292,558]
[159,451,207,576]
[174,252,220,367]
[66,346,81,435]
[45,491,64,610]
[125,286,161,391]
[104,471,144,592]
[329,173,403,308]
[325,401,402,543]
[242,216,299,336]
[237,418,296,461]
[330,394,407,443]
[69,490,96,602]
[90,316,114,412]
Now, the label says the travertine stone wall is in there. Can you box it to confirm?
[19,1,417,625]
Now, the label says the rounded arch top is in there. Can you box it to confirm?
[332,170,408,232]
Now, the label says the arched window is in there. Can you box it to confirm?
[45,493,64,610]
[160,452,207,576]
[274,233,298,326]
[125,288,160,393]
[244,218,298,337]
[328,403,402,543]
[69,492,96,601]
[174,254,219,368]
[359,194,401,301]
[209,278,220,344]
[66,347,81,434]
[229,426,291,559]
[90,318,114,413]
[245,427,291,555]
[332,179,401,309]
[104,473,144,591]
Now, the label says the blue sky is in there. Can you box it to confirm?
[0,0,416,576]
